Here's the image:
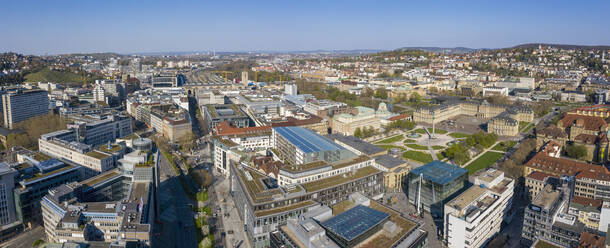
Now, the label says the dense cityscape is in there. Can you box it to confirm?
[2,1,610,248]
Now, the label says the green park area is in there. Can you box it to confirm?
[375,134,404,144]
[464,151,504,175]
[402,150,433,163]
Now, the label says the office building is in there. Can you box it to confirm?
[38,132,117,178]
[203,104,250,131]
[407,161,468,215]
[272,126,355,165]
[271,194,428,248]
[212,138,242,176]
[231,161,384,248]
[0,163,19,242]
[12,153,80,229]
[214,121,272,149]
[41,149,156,246]
[521,180,583,247]
[2,89,49,129]
[41,173,154,246]
[444,169,514,248]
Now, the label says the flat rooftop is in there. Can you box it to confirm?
[274,126,344,153]
[301,166,380,193]
[321,205,389,242]
[447,186,487,212]
[326,134,385,156]
[532,184,561,210]
[81,169,121,188]
[409,161,467,185]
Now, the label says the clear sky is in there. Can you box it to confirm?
[2,0,609,55]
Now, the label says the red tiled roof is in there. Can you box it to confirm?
[579,231,605,248]
[574,133,597,144]
[526,144,610,178]
[271,115,324,127]
[571,196,602,209]
[388,114,411,121]
[559,114,607,131]
[537,125,567,138]
[525,171,554,181]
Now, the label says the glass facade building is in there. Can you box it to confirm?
[407,161,468,215]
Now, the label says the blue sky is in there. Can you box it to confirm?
[2,0,609,54]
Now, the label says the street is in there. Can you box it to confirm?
[152,151,197,248]
[1,226,44,248]
[211,172,251,248]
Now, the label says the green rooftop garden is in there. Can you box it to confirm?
[86,151,110,160]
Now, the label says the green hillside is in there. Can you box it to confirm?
[24,68,100,86]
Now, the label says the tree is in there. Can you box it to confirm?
[361,87,374,97]
[354,127,362,138]
[409,92,421,103]
[484,95,512,105]
[374,88,389,99]
[566,144,588,159]
[444,143,470,165]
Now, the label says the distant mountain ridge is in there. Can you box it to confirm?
[510,43,610,50]
[398,47,480,54]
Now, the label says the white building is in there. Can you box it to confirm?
[482,86,509,97]
[285,84,298,96]
[93,84,106,102]
[444,169,514,248]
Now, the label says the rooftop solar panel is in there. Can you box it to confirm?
[274,126,343,153]
[321,205,389,241]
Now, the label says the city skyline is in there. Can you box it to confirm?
[3,0,610,55]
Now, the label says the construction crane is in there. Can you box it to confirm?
[82,71,88,88]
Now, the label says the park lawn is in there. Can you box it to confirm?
[377,145,406,151]
[426,128,448,134]
[437,152,446,161]
[523,124,535,133]
[403,139,417,143]
[519,121,529,130]
[464,151,504,175]
[448,132,470,139]
[375,134,404,144]
[491,141,517,152]
[432,145,445,150]
[406,144,428,150]
[402,150,433,164]
[413,129,427,134]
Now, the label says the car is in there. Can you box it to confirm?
[228,230,234,234]
[221,232,226,236]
